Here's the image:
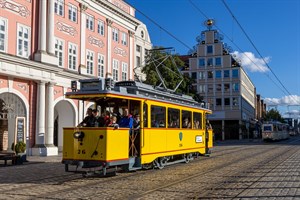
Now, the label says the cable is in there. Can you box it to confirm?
[124,1,193,52]
[221,0,299,103]
[188,0,291,97]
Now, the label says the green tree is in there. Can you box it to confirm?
[264,109,285,122]
[142,47,200,101]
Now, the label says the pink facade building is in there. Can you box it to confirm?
[0,0,152,156]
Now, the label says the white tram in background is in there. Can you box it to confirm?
[262,121,289,141]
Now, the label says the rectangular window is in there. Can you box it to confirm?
[113,59,119,81]
[233,97,239,106]
[199,71,206,79]
[224,83,230,92]
[224,70,230,78]
[232,83,239,92]
[207,58,213,66]
[216,84,222,92]
[97,20,105,36]
[216,98,222,106]
[112,28,118,42]
[17,24,30,58]
[224,98,230,106]
[207,45,213,54]
[208,71,213,79]
[182,110,192,129]
[199,85,206,93]
[68,42,77,70]
[232,69,239,78]
[54,0,64,16]
[97,54,105,78]
[168,108,180,128]
[151,105,166,128]
[68,4,77,22]
[0,18,7,52]
[121,32,127,46]
[55,38,64,67]
[193,112,202,129]
[136,56,141,67]
[198,58,205,67]
[215,57,222,66]
[191,72,197,79]
[86,50,94,75]
[86,14,94,31]
[121,62,128,81]
[136,45,141,52]
[215,70,222,78]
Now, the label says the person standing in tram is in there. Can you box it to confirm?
[77,108,95,127]
[118,108,133,128]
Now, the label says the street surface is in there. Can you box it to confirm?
[1,136,300,199]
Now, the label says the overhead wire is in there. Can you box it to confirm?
[221,0,298,103]
[188,0,290,97]
[125,1,193,52]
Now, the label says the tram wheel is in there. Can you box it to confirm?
[184,153,193,163]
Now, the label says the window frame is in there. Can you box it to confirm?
[68,4,77,22]
[97,53,105,78]
[16,23,31,58]
[54,0,64,16]
[97,20,105,36]
[86,14,94,31]
[68,42,77,70]
[0,17,8,53]
[112,27,119,42]
[86,50,94,75]
[121,62,128,81]
[55,38,64,67]
[151,105,166,128]
[112,59,119,81]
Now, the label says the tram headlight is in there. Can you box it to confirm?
[73,131,85,139]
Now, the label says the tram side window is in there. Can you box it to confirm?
[193,112,202,129]
[151,105,166,128]
[143,103,148,128]
[168,108,180,128]
[182,110,192,129]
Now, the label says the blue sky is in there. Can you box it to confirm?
[125,0,300,118]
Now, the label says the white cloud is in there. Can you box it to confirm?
[231,51,270,72]
[282,110,300,118]
[264,95,300,106]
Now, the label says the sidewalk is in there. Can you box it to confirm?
[26,152,62,163]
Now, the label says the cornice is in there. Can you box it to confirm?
[0,52,62,73]
[88,0,140,27]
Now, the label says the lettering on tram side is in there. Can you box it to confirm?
[77,149,86,154]
[179,132,183,147]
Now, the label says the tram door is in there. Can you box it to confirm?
[129,100,141,157]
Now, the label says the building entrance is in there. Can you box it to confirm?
[0,93,26,151]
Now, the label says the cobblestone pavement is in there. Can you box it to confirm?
[1,136,300,199]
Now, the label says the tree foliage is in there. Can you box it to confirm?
[142,47,200,101]
[264,108,285,123]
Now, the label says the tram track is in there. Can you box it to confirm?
[7,144,262,199]
[48,142,281,199]
[193,144,300,199]
[2,138,299,199]
[127,144,286,199]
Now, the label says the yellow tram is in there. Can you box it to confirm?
[62,78,213,175]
